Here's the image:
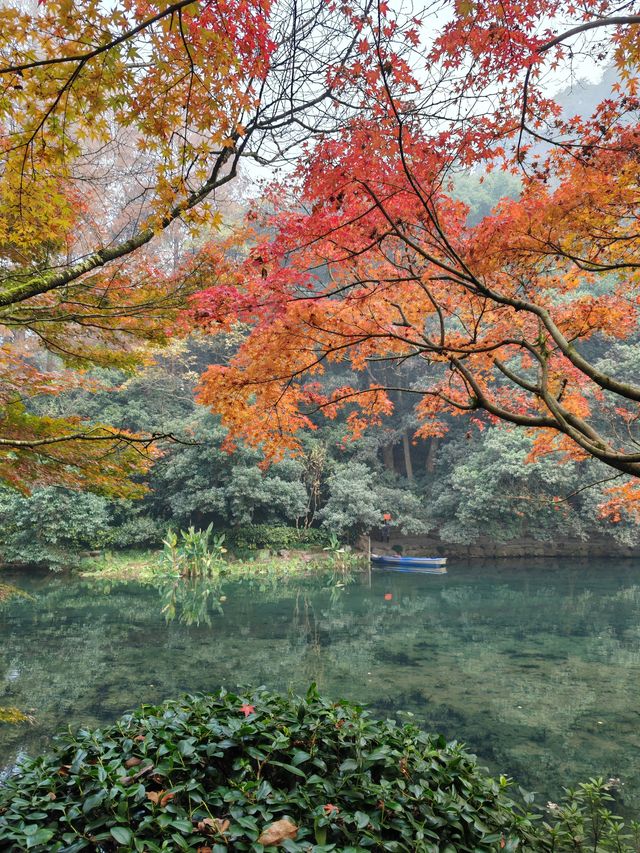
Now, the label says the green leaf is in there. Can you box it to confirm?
[270,760,306,777]
[177,739,196,757]
[364,747,390,762]
[110,826,134,845]
[354,810,370,829]
[83,790,107,813]
[26,829,54,848]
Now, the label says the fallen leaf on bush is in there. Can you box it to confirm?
[257,818,298,846]
[124,757,142,768]
[146,790,175,807]
[197,848,213,853]
[240,704,255,717]
[134,734,145,741]
[197,817,230,834]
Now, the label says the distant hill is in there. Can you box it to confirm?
[555,66,620,121]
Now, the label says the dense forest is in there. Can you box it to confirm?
[0,0,638,568]
[2,162,637,568]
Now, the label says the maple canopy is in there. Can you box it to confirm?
[0,0,377,493]
[194,0,640,516]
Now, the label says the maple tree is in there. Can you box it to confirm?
[0,0,375,493]
[195,0,640,517]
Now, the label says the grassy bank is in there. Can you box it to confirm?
[78,547,365,584]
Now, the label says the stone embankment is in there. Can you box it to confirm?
[362,533,639,560]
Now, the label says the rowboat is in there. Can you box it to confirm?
[370,554,447,574]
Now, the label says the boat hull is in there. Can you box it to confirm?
[373,565,447,574]
[371,554,447,573]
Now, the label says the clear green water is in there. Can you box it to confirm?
[2,559,640,813]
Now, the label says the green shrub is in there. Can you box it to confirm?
[316,462,429,539]
[0,687,636,852]
[0,686,537,852]
[536,779,640,852]
[226,524,330,552]
[0,487,112,569]
[105,515,165,551]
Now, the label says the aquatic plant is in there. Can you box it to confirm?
[321,534,366,576]
[157,575,223,627]
[161,526,226,579]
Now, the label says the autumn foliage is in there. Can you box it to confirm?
[0,0,363,493]
[194,0,640,516]
[2,0,640,515]
[0,0,274,491]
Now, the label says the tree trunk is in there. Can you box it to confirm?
[382,443,395,472]
[426,436,439,473]
[402,430,414,481]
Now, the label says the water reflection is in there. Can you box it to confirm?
[157,574,224,626]
[1,559,640,813]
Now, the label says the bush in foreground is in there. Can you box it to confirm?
[0,687,635,852]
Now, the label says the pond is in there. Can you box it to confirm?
[1,558,640,814]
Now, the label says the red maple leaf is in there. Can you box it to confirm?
[240,704,255,717]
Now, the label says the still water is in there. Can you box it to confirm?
[1,559,640,811]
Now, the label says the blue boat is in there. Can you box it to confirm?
[371,554,447,574]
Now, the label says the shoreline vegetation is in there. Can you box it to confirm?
[0,524,368,583]
[77,546,367,586]
[0,527,368,632]
[75,531,368,626]
[0,686,636,852]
